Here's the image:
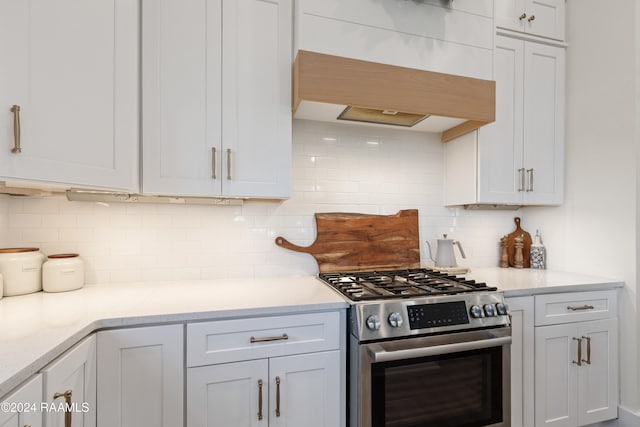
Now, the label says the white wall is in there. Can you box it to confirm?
[524,0,640,416]
[0,119,520,284]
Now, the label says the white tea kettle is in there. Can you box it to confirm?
[426,234,466,268]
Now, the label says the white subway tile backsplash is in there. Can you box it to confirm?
[22,228,59,243]
[9,213,43,228]
[0,120,521,284]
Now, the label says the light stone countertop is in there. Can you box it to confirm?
[465,267,624,297]
[0,276,348,397]
[0,269,625,398]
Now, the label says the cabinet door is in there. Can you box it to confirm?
[494,0,565,41]
[187,359,268,427]
[41,335,96,427]
[534,323,577,427]
[0,0,138,191]
[522,42,564,205]
[506,297,534,427]
[477,35,524,204]
[577,318,618,426]
[221,0,292,198]
[269,351,341,427]
[97,325,184,427]
[141,0,223,196]
[494,0,528,34]
[0,375,42,427]
[526,0,565,41]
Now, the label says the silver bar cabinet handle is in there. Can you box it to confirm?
[250,333,288,343]
[526,168,534,191]
[518,168,525,191]
[211,147,217,179]
[567,305,595,311]
[572,337,582,366]
[10,105,21,153]
[582,336,592,364]
[275,376,281,417]
[226,148,232,180]
[257,379,263,420]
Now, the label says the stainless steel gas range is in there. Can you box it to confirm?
[319,268,512,427]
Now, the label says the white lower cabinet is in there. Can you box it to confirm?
[534,291,618,427]
[41,335,97,427]
[96,325,184,427]
[508,290,618,427]
[506,296,534,427]
[187,351,340,427]
[186,311,344,427]
[0,374,43,427]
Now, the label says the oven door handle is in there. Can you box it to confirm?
[367,336,512,363]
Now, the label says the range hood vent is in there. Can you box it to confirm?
[337,106,429,127]
[293,50,495,141]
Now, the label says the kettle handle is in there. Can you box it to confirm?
[425,241,435,262]
[454,241,466,259]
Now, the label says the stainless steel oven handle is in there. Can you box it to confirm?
[367,336,512,363]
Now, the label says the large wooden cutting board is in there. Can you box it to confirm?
[275,210,420,273]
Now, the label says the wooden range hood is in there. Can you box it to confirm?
[293,50,496,142]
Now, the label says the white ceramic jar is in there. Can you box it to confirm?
[43,254,85,293]
[0,248,46,296]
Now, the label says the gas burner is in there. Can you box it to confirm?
[319,268,496,301]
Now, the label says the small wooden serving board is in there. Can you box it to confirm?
[275,210,420,273]
[507,217,532,268]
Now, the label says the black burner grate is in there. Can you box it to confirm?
[319,268,497,301]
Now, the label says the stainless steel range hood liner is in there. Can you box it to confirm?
[293,50,496,142]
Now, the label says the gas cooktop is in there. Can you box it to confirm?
[319,268,496,301]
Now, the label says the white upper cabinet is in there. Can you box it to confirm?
[445,35,565,206]
[495,0,565,41]
[294,0,494,80]
[142,0,292,198]
[0,0,139,191]
[521,41,565,205]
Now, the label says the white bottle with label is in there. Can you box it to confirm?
[530,230,546,269]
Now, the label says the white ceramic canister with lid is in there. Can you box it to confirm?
[0,248,46,296]
[43,254,85,293]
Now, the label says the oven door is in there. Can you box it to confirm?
[352,328,511,427]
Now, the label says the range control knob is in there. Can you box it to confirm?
[366,314,382,331]
[496,303,508,316]
[484,304,497,317]
[470,305,485,318]
[388,312,404,328]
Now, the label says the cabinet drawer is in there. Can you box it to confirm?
[534,290,617,326]
[187,311,341,367]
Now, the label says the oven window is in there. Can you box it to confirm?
[371,347,502,427]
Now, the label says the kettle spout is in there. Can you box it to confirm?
[425,241,436,263]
